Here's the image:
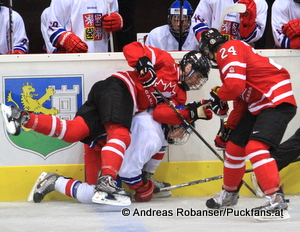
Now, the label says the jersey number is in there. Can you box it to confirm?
[219,46,237,59]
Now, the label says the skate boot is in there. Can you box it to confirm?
[92,175,131,206]
[250,173,265,197]
[206,189,239,209]
[253,192,290,221]
[142,171,172,198]
[0,103,30,135]
[27,172,60,203]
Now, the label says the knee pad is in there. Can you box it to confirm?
[246,140,271,164]
[225,141,246,165]
[105,122,131,148]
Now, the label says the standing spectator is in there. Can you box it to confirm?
[199,28,296,221]
[271,0,300,49]
[41,0,123,53]
[191,0,268,47]
[0,2,29,54]
[145,0,198,51]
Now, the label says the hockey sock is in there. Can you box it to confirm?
[143,151,165,174]
[84,144,102,185]
[246,140,280,195]
[223,141,246,191]
[24,114,89,143]
[101,122,131,179]
[55,177,82,199]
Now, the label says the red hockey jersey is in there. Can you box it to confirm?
[112,42,188,124]
[216,40,297,129]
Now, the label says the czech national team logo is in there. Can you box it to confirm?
[3,76,83,159]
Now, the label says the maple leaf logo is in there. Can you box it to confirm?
[153,79,177,103]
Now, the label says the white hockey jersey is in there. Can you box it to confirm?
[45,0,118,53]
[0,6,29,54]
[145,25,199,51]
[271,0,300,48]
[191,0,267,46]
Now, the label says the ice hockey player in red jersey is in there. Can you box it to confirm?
[0,42,212,206]
[199,28,297,221]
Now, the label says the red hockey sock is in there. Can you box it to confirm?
[223,141,246,191]
[84,144,102,185]
[246,140,280,195]
[24,114,89,143]
[101,122,131,179]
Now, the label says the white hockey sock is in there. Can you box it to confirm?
[55,177,82,199]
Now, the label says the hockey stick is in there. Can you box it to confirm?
[178,0,184,51]
[218,3,246,31]
[159,168,253,192]
[153,86,223,162]
[9,0,14,53]
[107,0,114,52]
[153,86,256,195]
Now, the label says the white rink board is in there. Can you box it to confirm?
[0,50,300,166]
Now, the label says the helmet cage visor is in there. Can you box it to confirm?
[182,65,208,90]
[167,124,192,145]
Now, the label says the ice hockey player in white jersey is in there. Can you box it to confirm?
[0,2,29,54]
[145,0,198,51]
[43,0,123,53]
[191,0,267,46]
[271,0,300,49]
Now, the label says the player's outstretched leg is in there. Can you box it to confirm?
[142,171,172,198]
[253,191,290,222]
[206,190,239,209]
[28,172,60,203]
[92,174,131,206]
[0,103,30,135]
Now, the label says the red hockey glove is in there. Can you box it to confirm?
[282,19,300,39]
[238,0,257,38]
[102,13,123,33]
[133,179,154,202]
[187,99,212,120]
[56,31,88,53]
[6,50,25,54]
[214,122,232,151]
[210,86,228,118]
[290,35,300,49]
[135,56,157,87]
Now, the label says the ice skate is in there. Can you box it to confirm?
[206,189,239,209]
[250,173,265,197]
[253,192,290,222]
[0,103,30,135]
[142,171,172,198]
[28,172,60,203]
[92,175,131,206]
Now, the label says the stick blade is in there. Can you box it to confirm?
[219,3,247,31]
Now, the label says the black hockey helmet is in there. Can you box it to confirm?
[179,50,210,91]
[199,28,227,59]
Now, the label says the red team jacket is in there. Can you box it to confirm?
[216,40,297,129]
[113,42,190,125]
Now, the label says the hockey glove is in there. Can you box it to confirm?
[238,0,257,38]
[214,122,232,151]
[133,179,154,202]
[135,56,157,87]
[6,50,25,54]
[290,36,300,49]
[282,19,300,39]
[56,31,88,53]
[210,86,228,118]
[102,13,123,33]
[187,99,212,120]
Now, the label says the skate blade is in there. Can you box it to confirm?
[0,103,17,134]
[153,191,172,198]
[27,172,48,202]
[92,191,131,206]
[254,210,290,222]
